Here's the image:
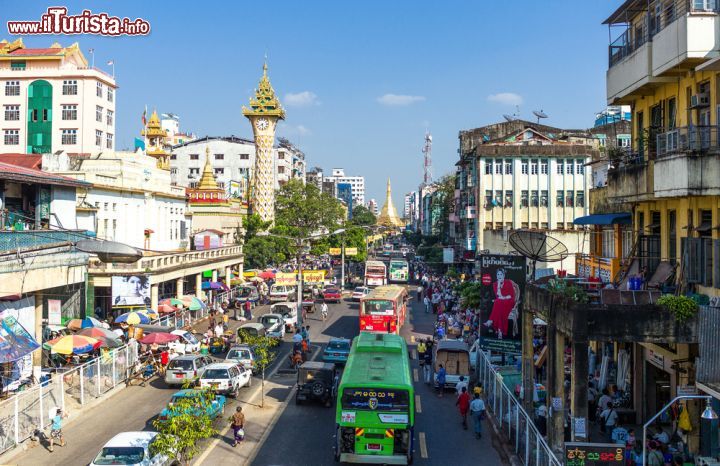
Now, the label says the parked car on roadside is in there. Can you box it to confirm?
[322,338,351,365]
[199,362,252,397]
[167,329,201,354]
[269,284,295,302]
[158,389,226,422]
[164,354,213,387]
[237,322,266,342]
[295,361,338,407]
[90,431,171,466]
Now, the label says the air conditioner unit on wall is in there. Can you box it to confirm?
[690,93,710,108]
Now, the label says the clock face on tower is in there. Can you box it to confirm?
[255,118,270,131]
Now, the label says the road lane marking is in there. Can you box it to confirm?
[419,432,428,458]
[413,368,418,383]
[411,349,417,360]
[415,394,422,413]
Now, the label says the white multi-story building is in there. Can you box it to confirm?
[161,113,195,148]
[403,192,415,219]
[324,168,365,206]
[50,150,189,251]
[276,138,306,187]
[367,198,379,216]
[0,39,117,155]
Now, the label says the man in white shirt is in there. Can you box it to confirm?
[469,392,486,439]
[600,402,618,438]
[455,376,468,396]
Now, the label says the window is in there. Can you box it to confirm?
[667,97,676,130]
[170,168,177,174]
[214,153,224,160]
[62,80,77,96]
[10,60,25,71]
[557,161,564,174]
[214,168,224,175]
[484,190,492,208]
[5,81,20,97]
[504,190,513,207]
[521,190,529,207]
[576,160,584,175]
[61,129,77,145]
[495,161,502,174]
[540,159,548,174]
[566,190,574,207]
[107,109,113,126]
[190,153,199,160]
[240,154,249,160]
[557,222,565,230]
[106,133,113,149]
[521,222,529,229]
[485,161,492,175]
[278,166,285,174]
[42,109,48,122]
[530,191,539,207]
[494,190,502,206]
[278,153,284,160]
[530,161,538,175]
[576,192,585,208]
[189,168,200,175]
[3,129,19,145]
[521,159,528,174]
[107,87,114,103]
[31,109,37,122]
[618,137,631,147]
[668,210,677,264]
[541,222,548,229]
[602,229,615,257]
[95,129,103,146]
[531,222,539,229]
[556,191,564,207]
[566,159,574,175]
[4,105,19,121]
[96,82,103,98]
[96,106,103,123]
[170,154,176,160]
[505,161,512,174]
[540,190,548,207]
[61,104,77,120]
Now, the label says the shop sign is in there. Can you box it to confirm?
[275,272,297,286]
[647,349,665,370]
[48,300,62,326]
[677,385,697,396]
[329,248,342,255]
[565,442,624,466]
[573,417,587,438]
[345,247,358,256]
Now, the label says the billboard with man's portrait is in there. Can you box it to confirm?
[112,275,151,307]
[478,254,526,354]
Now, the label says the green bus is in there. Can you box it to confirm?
[334,332,414,464]
[388,259,409,283]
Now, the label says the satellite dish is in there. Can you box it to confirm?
[503,114,515,122]
[75,239,143,264]
[532,110,548,124]
[508,230,568,280]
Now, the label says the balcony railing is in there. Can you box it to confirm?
[576,253,621,284]
[0,230,89,253]
[89,245,243,273]
[656,125,720,156]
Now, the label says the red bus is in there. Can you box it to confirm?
[359,285,409,334]
[364,260,387,287]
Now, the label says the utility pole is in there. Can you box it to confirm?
[341,234,346,291]
[296,239,303,328]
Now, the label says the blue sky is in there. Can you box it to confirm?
[5,0,622,208]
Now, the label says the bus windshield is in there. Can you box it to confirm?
[366,266,385,275]
[341,388,409,412]
[362,300,394,315]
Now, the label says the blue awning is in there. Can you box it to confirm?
[573,213,632,225]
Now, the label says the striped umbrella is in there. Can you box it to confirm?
[114,311,151,325]
[67,317,104,330]
[45,335,101,355]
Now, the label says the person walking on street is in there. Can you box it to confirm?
[456,386,471,429]
[417,340,426,367]
[422,348,433,383]
[321,302,328,321]
[455,375,468,396]
[423,295,431,313]
[230,406,245,447]
[417,285,423,301]
[436,364,446,397]
[470,392,486,439]
[49,408,67,452]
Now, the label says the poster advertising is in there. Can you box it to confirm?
[0,297,36,391]
[479,254,526,354]
[302,271,325,284]
[48,299,62,326]
[111,275,151,306]
[275,272,297,286]
[565,442,625,466]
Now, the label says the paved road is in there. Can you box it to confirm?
[251,289,508,466]
[10,302,287,466]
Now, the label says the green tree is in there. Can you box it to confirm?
[244,213,271,242]
[275,179,345,238]
[244,235,291,269]
[457,282,483,309]
[150,388,218,465]
[429,174,456,242]
[238,329,280,408]
[350,205,376,226]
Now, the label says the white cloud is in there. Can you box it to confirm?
[487,92,523,106]
[377,94,426,106]
[296,125,310,136]
[278,122,311,136]
[284,91,318,107]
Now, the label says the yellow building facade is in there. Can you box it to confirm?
[604,0,720,296]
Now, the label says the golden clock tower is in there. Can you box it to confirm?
[242,63,285,222]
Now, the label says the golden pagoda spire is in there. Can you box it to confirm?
[377,178,404,228]
[198,147,220,190]
[141,109,170,170]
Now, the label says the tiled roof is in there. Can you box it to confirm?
[6,47,62,56]
[0,154,42,169]
[0,161,89,188]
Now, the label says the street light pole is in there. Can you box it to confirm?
[341,234,345,291]
[296,239,303,328]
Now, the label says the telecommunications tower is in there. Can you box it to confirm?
[421,132,433,187]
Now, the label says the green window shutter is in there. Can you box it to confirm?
[714,239,720,288]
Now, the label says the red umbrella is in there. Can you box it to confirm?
[139,332,179,345]
[157,303,177,314]
[259,270,275,279]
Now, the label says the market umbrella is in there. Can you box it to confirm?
[248,276,264,283]
[139,332,179,345]
[114,311,151,325]
[157,303,177,314]
[259,270,275,280]
[143,309,159,319]
[67,317,104,331]
[159,298,185,307]
[181,296,205,311]
[45,335,101,355]
[78,327,121,342]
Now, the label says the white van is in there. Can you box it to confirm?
[270,284,295,302]
[167,330,201,354]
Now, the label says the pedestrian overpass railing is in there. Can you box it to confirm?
[477,349,562,466]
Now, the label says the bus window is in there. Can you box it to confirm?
[362,300,394,315]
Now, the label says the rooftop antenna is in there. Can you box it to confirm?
[503,114,515,122]
[533,109,548,124]
[421,131,433,188]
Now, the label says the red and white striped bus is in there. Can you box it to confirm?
[364,260,387,287]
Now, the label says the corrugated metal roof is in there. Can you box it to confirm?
[0,162,89,187]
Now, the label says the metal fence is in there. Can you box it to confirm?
[0,343,139,455]
[477,349,561,466]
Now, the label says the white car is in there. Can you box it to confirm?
[199,362,252,397]
[269,284,295,302]
[271,302,298,332]
[260,313,285,339]
[90,431,172,466]
[351,286,370,302]
[167,330,200,355]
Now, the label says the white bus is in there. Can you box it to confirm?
[364,260,387,287]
